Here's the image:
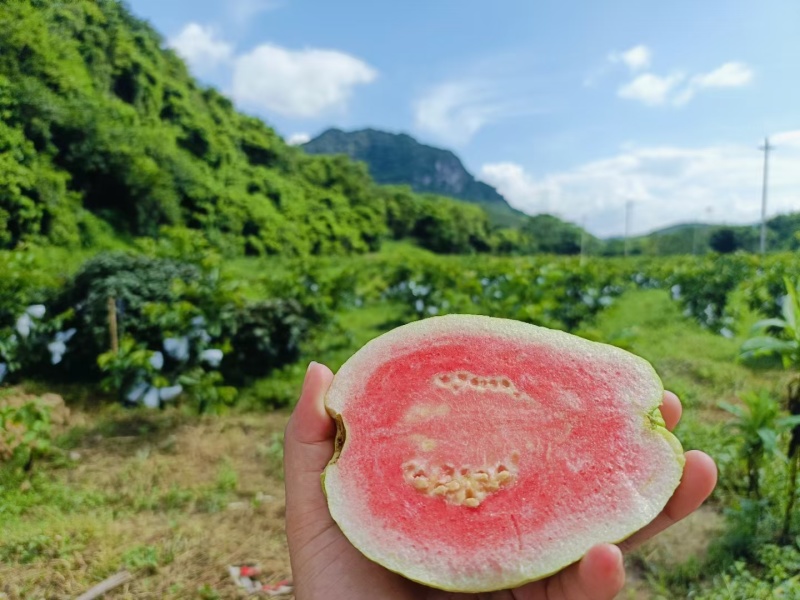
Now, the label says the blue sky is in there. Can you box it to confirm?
[128,0,800,236]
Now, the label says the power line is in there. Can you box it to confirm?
[759,137,775,255]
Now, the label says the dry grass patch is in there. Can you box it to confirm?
[0,408,292,600]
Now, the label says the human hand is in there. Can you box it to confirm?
[284,362,717,600]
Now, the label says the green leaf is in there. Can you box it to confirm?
[757,427,778,453]
[740,336,797,358]
[751,318,788,333]
[719,401,746,419]
[782,276,799,332]
[776,415,800,429]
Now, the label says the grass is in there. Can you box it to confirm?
[587,288,788,412]
[0,407,291,599]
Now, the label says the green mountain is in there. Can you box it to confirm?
[646,222,715,237]
[303,128,528,227]
[604,214,800,256]
[0,0,500,256]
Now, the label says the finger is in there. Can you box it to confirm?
[284,363,336,547]
[544,543,625,600]
[284,362,336,478]
[287,361,336,447]
[617,450,717,552]
[660,391,682,431]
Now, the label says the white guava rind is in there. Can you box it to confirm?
[323,315,685,593]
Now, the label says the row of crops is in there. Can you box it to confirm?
[1,238,796,412]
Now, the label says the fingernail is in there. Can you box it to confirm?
[302,361,318,392]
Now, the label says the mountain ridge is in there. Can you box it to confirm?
[303,128,528,227]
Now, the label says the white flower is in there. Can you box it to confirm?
[142,387,160,408]
[15,314,33,338]
[149,351,164,371]
[55,328,77,343]
[125,381,148,403]
[48,340,67,365]
[159,385,183,401]
[25,305,46,319]
[164,337,190,362]
[704,304,716,320]
[200,349,223,368]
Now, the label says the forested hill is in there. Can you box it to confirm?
[303,128,506,204]
[0,0,504,255]
[303,128,528,227]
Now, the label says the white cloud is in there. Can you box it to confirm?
[773,130,800,147]
[617,60,754,108]
[414,82,501,146]
[611,45,651,71]
[585,44,651,86]
[169,23,376,118]
[231,45,377,118]
[169,24,233,75]
[287,132,311,145]
[693,62,754,88]
[229,0,284,25]
[617,72,685,106]
[480,133,800,237]
[674,62,754,106]
[414,75,538,146]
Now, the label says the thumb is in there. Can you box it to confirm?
[284,362,337,548]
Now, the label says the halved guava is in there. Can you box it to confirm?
[323,315,684,592]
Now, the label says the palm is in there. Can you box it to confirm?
[285,363,716,600]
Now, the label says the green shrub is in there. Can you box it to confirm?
[693,544,800,599]
[0,396,52,472]
[221,299,309,384]
[48,252,202,381]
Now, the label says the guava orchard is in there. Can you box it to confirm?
[323,316,684,592]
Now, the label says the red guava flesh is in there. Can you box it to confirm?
[323,315,684,592]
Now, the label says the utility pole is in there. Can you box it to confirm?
[759,137,775,255]
[624,201,633,257]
